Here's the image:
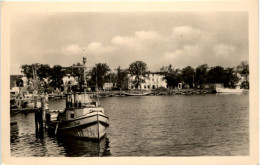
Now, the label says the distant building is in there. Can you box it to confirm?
[128,73,167,90]
[10,75,28,89]
[204,83,224,90]
[103,83,114,90]
[62,74,78,92]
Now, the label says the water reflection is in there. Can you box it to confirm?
[10,121,19,143]
[55,135,111,157]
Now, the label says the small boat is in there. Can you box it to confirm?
[124,90,151,96]
[216,87,244,93]
[46,91,109,140]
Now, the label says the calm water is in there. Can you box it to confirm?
[11,93,249,156]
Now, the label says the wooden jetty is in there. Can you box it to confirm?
[10,96,48,136]
[84,89,214,97]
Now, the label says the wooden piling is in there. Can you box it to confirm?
[34,96,47,135]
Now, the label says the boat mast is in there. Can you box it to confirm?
[83,50,87,103]
[96,67,100,103]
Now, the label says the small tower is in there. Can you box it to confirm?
[83,50,86,65]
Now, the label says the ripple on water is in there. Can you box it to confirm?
[11,94,249,156]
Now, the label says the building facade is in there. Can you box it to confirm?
[128,73,167,90]
[103,83,114,90]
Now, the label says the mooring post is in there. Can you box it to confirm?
[34,96,37,108]
[41,97,46,128]
[34,110,39,133]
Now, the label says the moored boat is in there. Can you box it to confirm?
[216,87,244,93]
[124,90,151,96]
[46,92,109,140]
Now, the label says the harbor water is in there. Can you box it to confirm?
[11,93,249,156]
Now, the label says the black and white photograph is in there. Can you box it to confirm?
[1,1,258,165]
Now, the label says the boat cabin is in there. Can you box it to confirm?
[62,93,104,120]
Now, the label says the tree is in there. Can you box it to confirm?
[223,67,239,88]
[163,64,182,89]
[49,65,65,89]
[21,63,51,80]
[128,61,148,89]
[104,72,117,84]
[160,66,169,73]
[237,61,249,89]
[115,66,128,89]
[88,63,111,89]
[181,66,195,88]
[195,64,208,88]
[237,61,249,76]
[207,66,226,84]
[37,64,51,81]
[21,64,35,79]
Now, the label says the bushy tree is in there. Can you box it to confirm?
[49,65,65,89]
[115,66,128,89]
[163,64,182,89]
[237,61,249,89]
[37,64,51,80]
[21,64,34,79]
[88,63,111,88]
[224,67,239,88]
[195,64,208,88]
[21,63,51,80]
[237,61,249,76]
[207,66,226,83]
[181,66,195,88]
[128,61,148,89]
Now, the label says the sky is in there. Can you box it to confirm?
[10,12,248,74]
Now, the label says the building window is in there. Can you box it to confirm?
[148,85,150,89]
[144,85,146,89]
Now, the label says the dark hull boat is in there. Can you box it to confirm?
[46,93,109,140]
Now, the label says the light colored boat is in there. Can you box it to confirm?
[216,87,244,93]
[124,90,151,96]
[46,92,109,140]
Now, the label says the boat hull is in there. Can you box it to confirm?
[216,87,243,93]
[47,112,109,140]
[124,91,151,96]
[60,122,107,140]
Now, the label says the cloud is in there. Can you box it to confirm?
[61,44,82,56]
[213,43,235,56]
[86,42,116,55]
[82,27,240,70]
[163,44,204,68]
[172,26,202,37]
[111,30,163,48]
[10,12,248,75]
[171,26,213,47]
[162,26,239,68]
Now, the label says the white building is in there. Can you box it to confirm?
[103,83,114,90]
[62,74,78,92]
[128,73,167,90]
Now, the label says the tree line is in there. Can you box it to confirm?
[19,60,249,92]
